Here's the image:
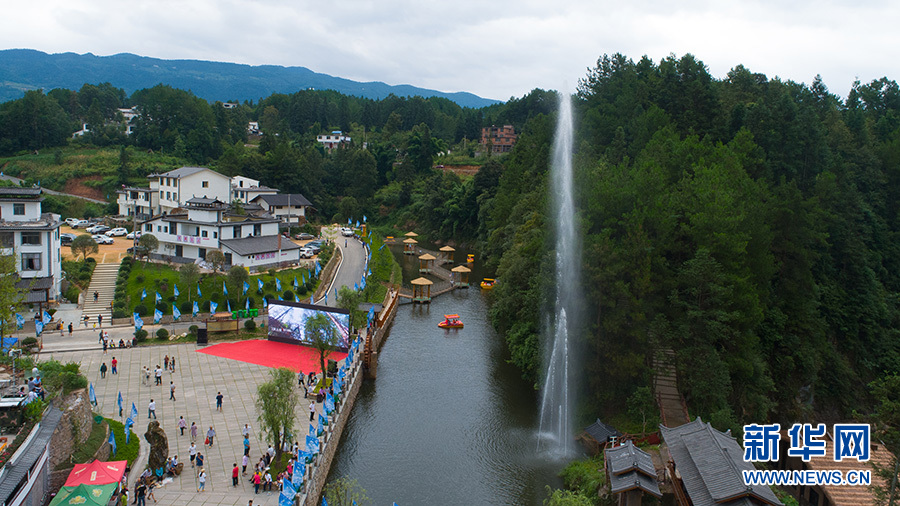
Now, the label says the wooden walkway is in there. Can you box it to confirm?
[397,245,461,302]
[653,349,690,428]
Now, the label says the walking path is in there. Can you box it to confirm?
[82,264,118,324]
[653,349,690,428]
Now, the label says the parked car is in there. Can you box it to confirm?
[106,227,128,237]
[295,232,315,240]
[340,227,354,237]
[60,233,76,245]
[64,218,81,227]
[86,224,110,234]
[126,231,142,240]
[305,243,322,254]
[92,234,114,245]
[71,219,90,229]
[299,247,315,259]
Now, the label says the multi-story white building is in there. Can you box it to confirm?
[140,197,301,271]
[0,187,62,305]
[250,194,312,225]
[316,131,351,152]
[116,186,159,221]
[231,176,279,203]
[148,167,232,215]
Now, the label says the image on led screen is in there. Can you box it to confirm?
[267,301,351,349]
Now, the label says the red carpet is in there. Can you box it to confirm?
[196,339,347,374]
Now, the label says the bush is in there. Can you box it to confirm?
[283,290,294,300]
[113,300,126,309]
[244,319,257,331]
[189,325,199,335]
[134,329,148,342]
[63,285,81,304]
[202,300,211,311]
[59,371,88,393]
[135,275,144,283]
[112,308,128,319]
[155,302,167,313]
[21,337,38,348]
[180,301,192,315]
[134,304,148,317]
[85,257,96,264]
[156,328,169,340]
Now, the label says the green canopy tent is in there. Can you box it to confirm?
[48,483,117,506]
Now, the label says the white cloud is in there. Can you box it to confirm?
[1,0,898,100]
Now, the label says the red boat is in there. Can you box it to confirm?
[438,314,464,329]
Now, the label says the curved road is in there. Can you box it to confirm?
[316,226,367,308]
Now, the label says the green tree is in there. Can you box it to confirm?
[324,476,370,506]
[255,367,298,462]
[227,265,249,302]
[179,263,201,303]
[136,234,159,263]
[205,250,226,273]
[542,487,594,506]
[304,312,339,380]
[0,252,26,346]
[71,235,98,261]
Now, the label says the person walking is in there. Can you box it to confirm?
[195,451,204,470]
[164,355,169,370]
[189,442,197,467]
[252,471,261,494]
[241,453,249,475]
[232,463,240,487]
[170,357,176,372]
[143,367,150,386]
[169,381,176,401]
[197,468,207,492]
[309,401,315,421]
[102,340,107,354]
[154,366,162,385]
[215,392,223,411]
[68,322,73,336]
[178,416,187,435]
[190,422,198,442]
[99,362,107,378]
[243,435,250,456]
[98,314,102,327]
[206,426,216,447]
[111,357,118,375]
[135,482,146,506]
[148,399,156,419]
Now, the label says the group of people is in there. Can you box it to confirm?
[17,375,45,404]
[98,357,118,378]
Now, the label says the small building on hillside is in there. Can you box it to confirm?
[579,418,622,455]
[231,175,278,203]
[250,194,312,225]
[661,417,782,506]
[0,187,62,303]
[317,131,351,152]
[481,124,517,153]
[148,166,232,215]
[116,186,159,221]
[605,440,662,506]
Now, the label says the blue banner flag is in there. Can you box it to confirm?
[292,458,304,488]
[379,243,385,251]
[348,217,351,225]
[153,309,162,324]
[245,298,249,310]
[363,215,367,223]
[322,496,328,506]
[227,300,232,313]
[35,320,43,336]
[197,283,202,298]
[258,279,264,293]
[243,281,249,295]
[155,291,161,304]
[15,313,23,329]
[276,278,281,291]
[42,311,51,324]
[317,416,324,436]
[88,382,96,405]
[109,431,117,455]
[294,295,299,303]
[279,481,296,506]
[173,284,179,297]
[263,298,268,309]
[324,394,335,414]
[193,301,199,316]
[124,417,133,444]
[355,220,359,228]
[131,402,138,421]
[324,293,328,305]
[305,435,319,454]
[141,288,146,300]
[293,277,298,289]
[309,295,313,304]
[117,391,123,412]
[223,281,228,296]
[334,378,342,397]
[309,424,316,437]
[173,304,181,321]
[210,302,218,314]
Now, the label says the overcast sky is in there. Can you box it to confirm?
[1,0,896,101]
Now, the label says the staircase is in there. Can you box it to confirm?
[653,349,690,428]
[82,264,119,323]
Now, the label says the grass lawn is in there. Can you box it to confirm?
[107,418,141,467]
[125,262,321,317]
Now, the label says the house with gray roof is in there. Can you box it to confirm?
[250,193,313,225]
[148,166,232,215]
[660,417,782,506]
[0,187,62,305]
[605,440,662,506]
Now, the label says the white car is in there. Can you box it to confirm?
[91,234,114,245]
[299,247,315,259]
[126,231,142,240]
[65,217,81,227]
[86,224,110,234]
[106,227,128,237]
[340,227,354,237]
[71,219,90,229]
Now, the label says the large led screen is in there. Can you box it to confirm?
[267,300,352,350]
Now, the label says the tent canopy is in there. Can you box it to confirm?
[64,459,127,487]
[49,483,117,506]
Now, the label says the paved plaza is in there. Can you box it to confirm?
[41,326,325,506]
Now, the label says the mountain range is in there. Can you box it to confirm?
[0,49,499,108]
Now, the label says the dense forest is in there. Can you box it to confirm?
[3,52,900,436]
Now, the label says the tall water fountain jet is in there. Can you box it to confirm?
[537,92,579,457]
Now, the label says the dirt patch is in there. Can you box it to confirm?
[438,165,481,176]
[64,176,106,201]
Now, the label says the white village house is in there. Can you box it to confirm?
[0,187,62,305]
[231,175,279,203]
[140,197,301,271]
[116,186,159,221]
[250,193,312,225]
[149,166,232,216]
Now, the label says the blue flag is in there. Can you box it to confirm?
[210,302,218,314]
[124,417,134,444]
[223,281,228,296]
[109,430,117,455]
[355,220,359,228]
[309,424,316,437]
[309,295,313,304]
[141,288,146,300]
[197,283,202,298]
[193,301,199,316]
[42,311,51,324]
[324,394,334,414]
[243,281,249,295]
[117,391,123,412]
[276,278,281,291]
[379,243,386,251]
[173,304,181,321]
[15,313,23,329]
[227,300,232,313]
[319,413,327,430]
[279,481,296,506]
[35,320,43,336]
[292,458,303,488]
[173,284,179,297]
[88,382,96,405]
[306,435,319,454]
[293,277,298,289]
[263,298,268,309]
[334,378,342,397]
[324,293,328,305]
[153,309,162,324]
[348,217,351,225]
[294,295,299,303]
[363,215,367,223]
[131,402,138,421]
[322,497,328,506]
[258,279,264,293]
[155,291,161,304]
[245,298,249,310]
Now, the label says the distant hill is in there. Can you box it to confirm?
[0,49,500,108]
